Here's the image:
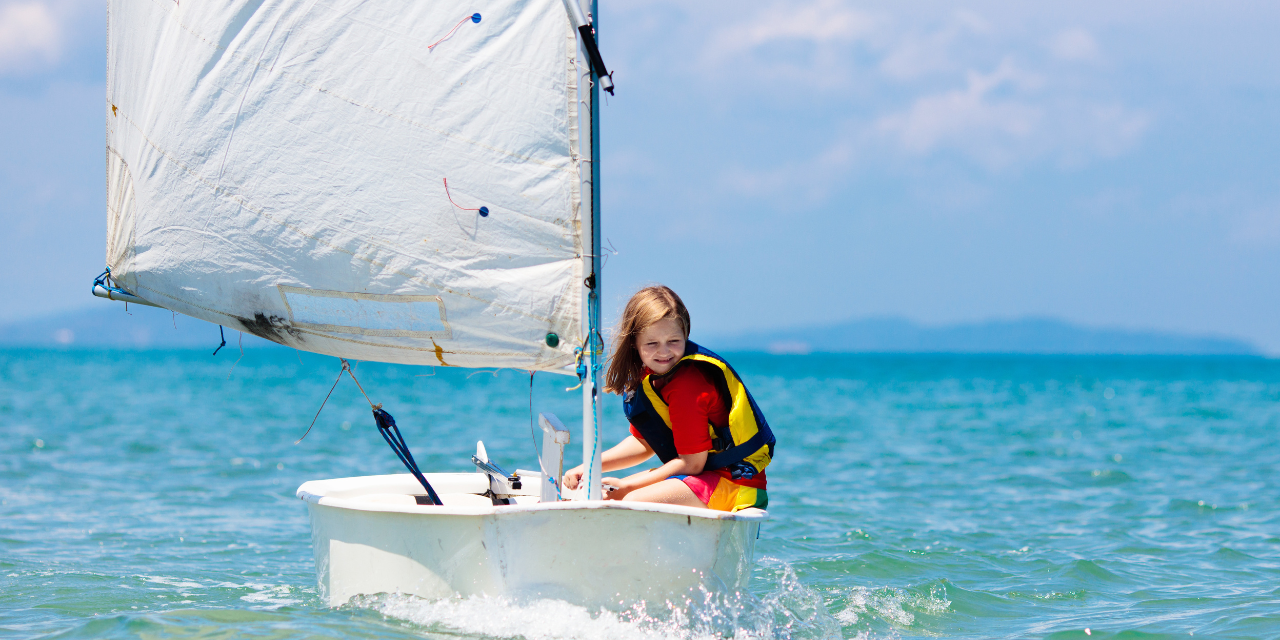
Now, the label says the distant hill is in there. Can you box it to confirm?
[0,303,277,349]
[707,317,1261,356]
[1,306,1262,356]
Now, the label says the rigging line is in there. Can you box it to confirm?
[526,371,550,484]
[604,237,618,264]
[427,13,480,51]
[576,237,619,268]
[226,331,244,380]
[587,382,600,497]
[375,408,442,504]
[212,325,226,356]
[296,362,348,444]
[528,371,542,464]
[341,358,378,409]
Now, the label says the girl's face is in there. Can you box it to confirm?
[635,317,687,375]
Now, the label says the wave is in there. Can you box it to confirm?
[352,559,955,640]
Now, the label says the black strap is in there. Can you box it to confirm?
[705,429,770,471]
[373,408,443,506]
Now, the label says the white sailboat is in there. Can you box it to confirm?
[100,0,766,608]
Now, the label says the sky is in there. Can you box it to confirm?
[2,0,1278,352]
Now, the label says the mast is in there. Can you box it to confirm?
[580,0,604,500]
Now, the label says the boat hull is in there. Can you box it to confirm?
[299,474,765,608]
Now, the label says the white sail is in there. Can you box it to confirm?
[106,0,584,370]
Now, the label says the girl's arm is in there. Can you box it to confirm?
[562,435,654,490]
[602,450,706,500]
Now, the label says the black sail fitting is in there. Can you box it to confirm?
[577,25,614,95]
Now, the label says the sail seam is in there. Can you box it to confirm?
[550,17,585,369]
[278,286,454,339]
[291,327,545,359]
[133,283,242,321]
[131,283,576,370]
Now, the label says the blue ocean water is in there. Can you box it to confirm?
[2,348,1279,639]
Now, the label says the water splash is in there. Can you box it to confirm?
[352,558,848,640]
[832,582,951,632]
[138,575,303,609]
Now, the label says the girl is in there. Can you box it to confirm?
[563,285,775,512]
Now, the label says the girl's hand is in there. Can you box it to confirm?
[562,466,584,491]
[602,477,632,500]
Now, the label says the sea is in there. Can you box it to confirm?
[2,348,1278,639]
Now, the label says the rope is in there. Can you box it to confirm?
[527,371,560,500]
[340,359,378,409]
[528,371,541,460]
[585,328,606,498]
[212,326,226,356]
[226,332,244,380]
[296,361,348,444]
[93,268,117,294]
[375,408,443,505]
[443,178,489,216]
[293,359,442,506]
[588,382,599,498]
[427,13,481,51]
[576,237,619,268]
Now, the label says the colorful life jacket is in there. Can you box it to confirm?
[622,341,775,480]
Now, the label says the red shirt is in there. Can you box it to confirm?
[629,363,767,489]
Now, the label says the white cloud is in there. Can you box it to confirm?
[0,1,61,73]
[872,51,1149,168]
[1082,104,1148,156]
[1229,205,1280,247]
[689,4,1148,170]
[708,0,877,56]
[879,10,990,80]
[874,59,1043,164]
[1049,28,1101,62]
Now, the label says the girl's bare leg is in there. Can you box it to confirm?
[621,478,705,508]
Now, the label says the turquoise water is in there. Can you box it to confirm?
[3,349,1279,639]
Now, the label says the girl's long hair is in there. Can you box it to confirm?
[604,285,690,394]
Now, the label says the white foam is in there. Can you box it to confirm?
[140,575,204,590]
[354,558,849,640]
[138,575,303,609]
[239,583,303,609]
[368,595,704,640]
[832,583,951,631]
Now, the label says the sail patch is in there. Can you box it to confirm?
[279,287,452,338]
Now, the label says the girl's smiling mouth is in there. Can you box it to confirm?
[636,317,687,375]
